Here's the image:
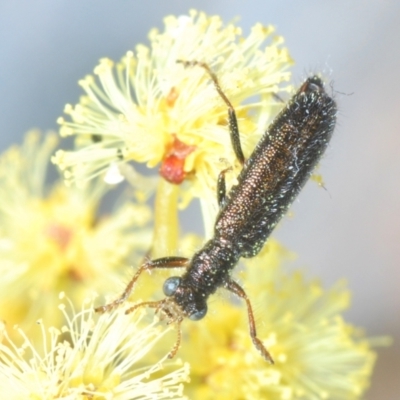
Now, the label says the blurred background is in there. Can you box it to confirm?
[0,1,399,397]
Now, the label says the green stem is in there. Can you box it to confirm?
[152,179,179,258]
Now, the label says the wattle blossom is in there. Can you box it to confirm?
[52,10,293,237]
[0,10,383,399]
[0,131,152,344]
[178,240,377,400]
[0,294,190,399]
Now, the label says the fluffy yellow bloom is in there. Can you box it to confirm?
[53,10,293,236]
[5,9,380,398]
[0,131,152,343]
[0,294,190,399]
[176,240,376,400]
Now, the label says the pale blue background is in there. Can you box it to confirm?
[1,1,399,397]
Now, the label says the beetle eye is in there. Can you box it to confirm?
[189,305,207,321]
[163,276,181,296]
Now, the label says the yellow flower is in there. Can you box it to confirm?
[0,294,190,399]
[0,131,153,343]
[177,240,376,400]
[52,10,293,236]
[18,9,380,398]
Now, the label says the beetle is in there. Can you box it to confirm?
[96,61,337,364]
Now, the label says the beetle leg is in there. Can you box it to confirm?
[177,60,245,165]
[95,257,189,313]
[223,278,274,364]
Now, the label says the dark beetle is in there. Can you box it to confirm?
[96,63,337,363]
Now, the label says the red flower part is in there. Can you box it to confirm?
[160,134,196,184]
